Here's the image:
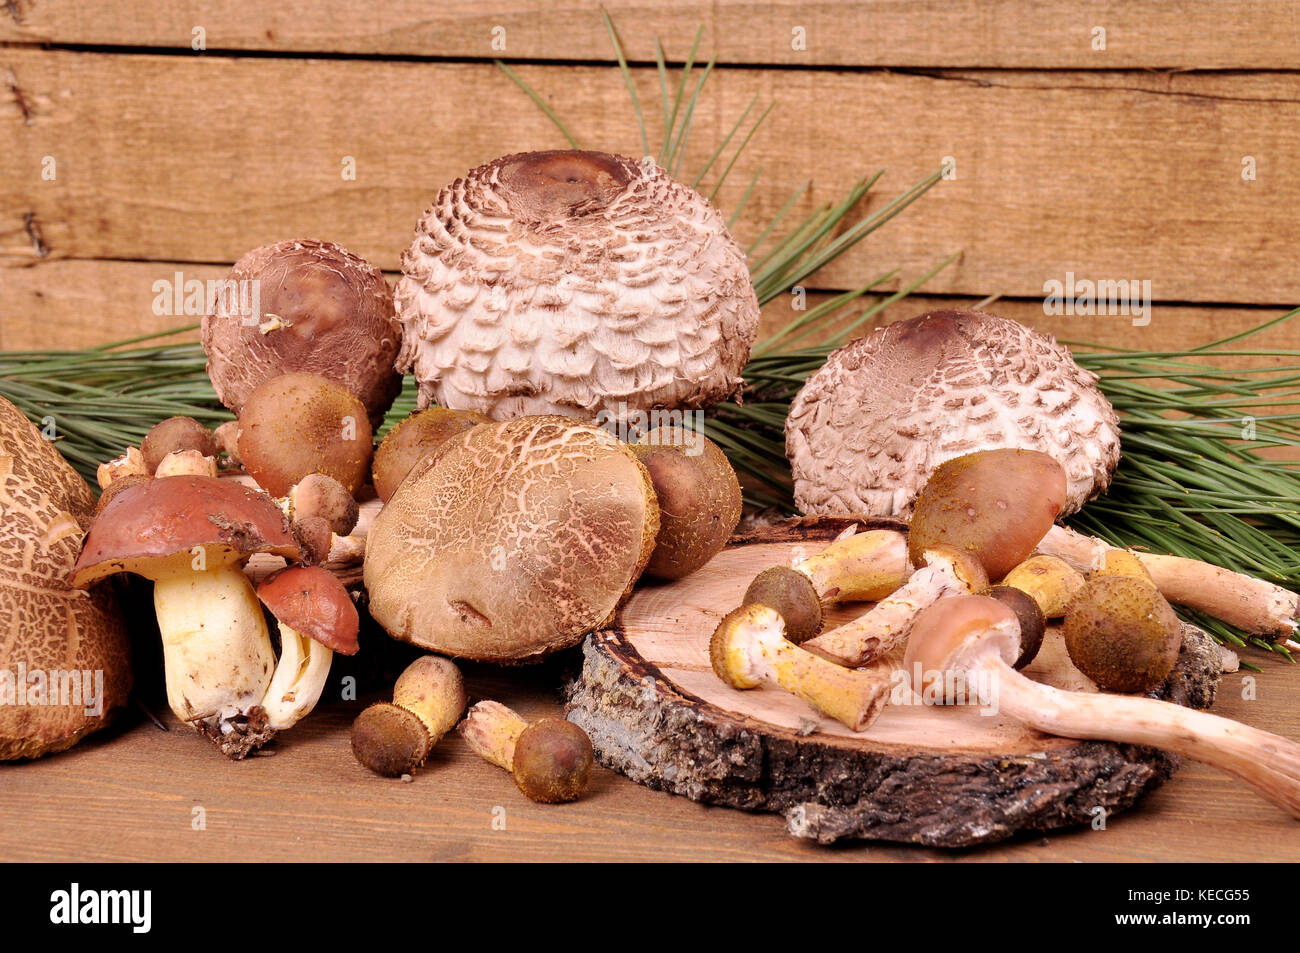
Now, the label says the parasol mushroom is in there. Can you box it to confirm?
[458,701,594,803]
[364,416,659,663]
[786,310,1121,519]
[70,475,300,757]
[904,594,1300,818]
[202,238,402,428]
[256,565,359,731]
[395,150,760,422]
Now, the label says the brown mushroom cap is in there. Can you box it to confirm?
[786,310,1121,519]
[70,475,299,587]
[201,238,402,427]
[363,416,660,663]
[0,396,132,760]
[141,416,217,473]
[1064,575,1182,693]
[742,566,823,644]
[394,150,760,421]
[289,473,359,536]
[511,718,594,803]
[256,565,359,655]
[904,594,1021,701]
[372,408,490,503]
[237,372,374,497]
[351,702,430,777]
[982,585,1046,669]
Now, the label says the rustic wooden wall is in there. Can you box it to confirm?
[2,1,1299,353]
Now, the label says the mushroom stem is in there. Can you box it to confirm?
[999,555,1085,618]
[261,621,333,731]
[970,654,1300,818]
[710,604,890,731]
[458,700,528,770]
[151,562,276,752]
[1036,525,1299,637]
[793,529,910,602]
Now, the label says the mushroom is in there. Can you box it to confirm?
[153,449,218,479]
[786,310,1121,519]
[202,238,402,428]
[981,585,1046,669]
[213,421,241,468]
[371,408,491,504]
[801,449,1068,666]
[364,416,659,663]
[256,565,360,731]
[710,604,891,731]
[236,372,374,497]
[140,416,217,473]
[280,473,359,536]
[395,150,760,422]
[904,594,1300,818]
[96,446,147,490]
[1036,524,1299,638]
[1,396,131,759]
[630,425,742,580]
[351,655,466,777]
[999,555,1085,618]
[1064,574,1182,693]
[458,701,594,803]
[70,475,300,757]
[291,515,366,567]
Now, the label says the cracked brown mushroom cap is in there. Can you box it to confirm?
[786,310,1121,519]
[371,407,491,504]
[237,372,374,497]
[202,239,402,428]
[395,150,760,422]
[70,475,300,758]
[0,396,131,760]
[364,416,659,663]
[905,593,1300,819]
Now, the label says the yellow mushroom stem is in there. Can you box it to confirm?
[802,547,987,667]
[998,555,1086,618]
[261,621,334,731]
[1036,525,1298,638]
[392,656,465,743]
[710,604,891,732]
[459,700,529,770]
[793,528,910,602]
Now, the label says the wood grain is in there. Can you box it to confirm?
[5,51,1300,304]
[2,1,1298,69]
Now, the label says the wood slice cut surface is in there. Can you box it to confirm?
[566,518,1221,847]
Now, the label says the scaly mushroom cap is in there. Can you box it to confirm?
[395,150,760,421]
[257,565,359,655]
[71,475,299,587]
[201,238,402,427]
[363,416,660,663]
[786,310,1121,518]
[0,397,131,759]
[371,407,491,503]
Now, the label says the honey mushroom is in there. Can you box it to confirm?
[352,656,466,777]
[904,594,1300,818]
[458,701,595,803]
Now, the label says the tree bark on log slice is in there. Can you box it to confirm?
[565,518,1223,847]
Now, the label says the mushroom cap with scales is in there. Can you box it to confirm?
[394,150,761,422]
[786,310,1122,519]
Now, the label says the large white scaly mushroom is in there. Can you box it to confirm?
[394,150,760,422]
[786,310,1121,519]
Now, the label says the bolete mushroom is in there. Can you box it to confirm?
[70,475,300,757]
[999,555,1085,618]
[280,473,359,536]
[0,396,131,759]
[630,425,742,580]
[786,310,1121,519]
[1064,574,1182,693]
[140,416,217,473]
[458,701,594,803]
[352,655,466,777]
[904,594,1300,818]
[202,238,402,428]
[395,150,760,422]
[257,565,359,731]
[364,416,659,663]
[237,372,374,497]
[371,408,491,503]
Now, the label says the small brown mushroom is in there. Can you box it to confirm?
[202,238,402,428]
[140,416,217,473]
[352,656,466,777]
[458,701,594,803]
[371,408,491,504]
[1064,575,1182,693]
[904,594,1300,818]
[282,473,359,536]
[237,372,374,497]
[786,310,1121,519]
[981,585,1046,669]
[291,515,366,567]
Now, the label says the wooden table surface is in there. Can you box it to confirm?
[2,648,1298,863]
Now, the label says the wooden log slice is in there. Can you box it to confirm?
[565,518,1223,847]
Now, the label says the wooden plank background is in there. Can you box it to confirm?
[2,2,1300,863]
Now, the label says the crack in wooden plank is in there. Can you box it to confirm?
[4,0,21,27]
[23,211,49,257]
[5,66,32,124]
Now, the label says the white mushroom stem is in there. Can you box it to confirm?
[967,654,1300,818]
[793,528,910,602]
[151,562,275,734]
[96,446,147,490]
[1036,524,1298,637]
[327,533,366,564]
[802,549,983,667]
[261,621,333,731]
[154,450,218,479]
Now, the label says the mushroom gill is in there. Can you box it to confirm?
[785,309,1122,518]
[394,150,761,422]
